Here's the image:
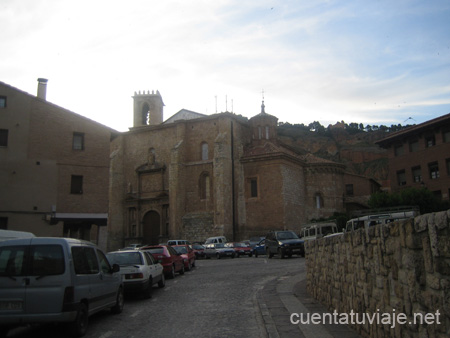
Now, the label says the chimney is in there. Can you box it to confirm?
[37,78,48,100]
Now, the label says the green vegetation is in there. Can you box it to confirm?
[368,187,450,214]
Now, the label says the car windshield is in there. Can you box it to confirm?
[215,243,225,248]
[234,242,247,247]
[277,231,299,240]
[173,246,187,254]
[193,245,204,249]
[107,252,143,266]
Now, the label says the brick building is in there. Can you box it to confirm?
[0,80,117,248]
[108,91,377,250]
[376,113,450,200]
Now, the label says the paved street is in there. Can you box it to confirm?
[6,256,306,338]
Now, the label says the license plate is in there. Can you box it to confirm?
[0,301,23,311]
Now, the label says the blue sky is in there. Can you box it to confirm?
[1,0,449,131]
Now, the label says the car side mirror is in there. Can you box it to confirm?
[112,264,120,273]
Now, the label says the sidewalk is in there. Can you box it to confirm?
[257,272,362,338]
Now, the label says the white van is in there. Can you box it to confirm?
[0,237,124,337]
[345,209,419,232]
[204,236,227,245]
[167,239,191,246]
[0,229,35,242]
[300,222,340,241]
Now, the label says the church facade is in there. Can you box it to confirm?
[107,91,348,251]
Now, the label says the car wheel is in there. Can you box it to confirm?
[192,260,196,268]
[266,248,273,258]
[111,287,124,314]
[158,273,166,288]
[249,252,253,257]
[278,248,285,259]
[168,265,176,279]
[179,263,185,275]
[69,302,88,337]
[216,253,221,259]
[186,261,191,271]
[143,278,153,299]
[254,251,258,258]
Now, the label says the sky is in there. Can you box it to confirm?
[1,0,449,132]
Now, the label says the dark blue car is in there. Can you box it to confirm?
[252,239,266,257]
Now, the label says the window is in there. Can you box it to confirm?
[70,175,83,194]
[265,126,270,139]
[397,170,406,186]
[30,245,65,276]
[0,217,7,229]
[201,142,208,160]
[72,132,84,150]
[412,166,422,183]
[345,184,354,196]
[0,96,6,108]
[258,126,262,139]
[0,129,8,147]
[199,172,210,200]
[425,135,435,148]
[394,144,404,156]
[72,247,99,274]
[315,193,324,209]
[444,130,450,143]
[247,177,258,198]
[97,249,112,274]
[428,162,440,179]
[409,139,419,152]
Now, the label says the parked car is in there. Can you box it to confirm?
[248,236,265,249]
[204,236,227,245]
[0,237,123,338]
[225,242,253,257]
[172,245,196,271]
[167,239,191,246]
[106,250,165,299]
[140,245,185,279]
[0,229,35,242]
[204,243,235,259]
[192,244,206,259]
[265,230,305,258]
[252,239,266,257]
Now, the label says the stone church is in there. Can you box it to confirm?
[107,91,352,251]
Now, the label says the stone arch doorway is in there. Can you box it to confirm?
[142,210,161,245]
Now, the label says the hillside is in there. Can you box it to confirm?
[277,122,390,182]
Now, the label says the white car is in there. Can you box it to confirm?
[106,250,165,299]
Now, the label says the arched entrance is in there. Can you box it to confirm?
[142,211,161,245]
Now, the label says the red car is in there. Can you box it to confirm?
[226,242,253,257]
[172,245,196,271]
[141,245,185,278]
[192,244,206,259]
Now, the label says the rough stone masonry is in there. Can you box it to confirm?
[306,210,450,338]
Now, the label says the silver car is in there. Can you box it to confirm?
[0,237,124,337]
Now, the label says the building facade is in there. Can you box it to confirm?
[0,80,117,248]
[108,91,372,251]
[376,113,450,200]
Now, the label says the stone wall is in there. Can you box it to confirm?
[306,210,450,337]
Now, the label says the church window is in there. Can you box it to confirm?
[142,103,150,125]
[247,177,258,198]
[265,126,270,139]
[199,172,210,200]
[201,142,209,160]
[315,193,323,209]
[258,126,262,139]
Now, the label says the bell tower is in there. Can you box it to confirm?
[132,90,164,127]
